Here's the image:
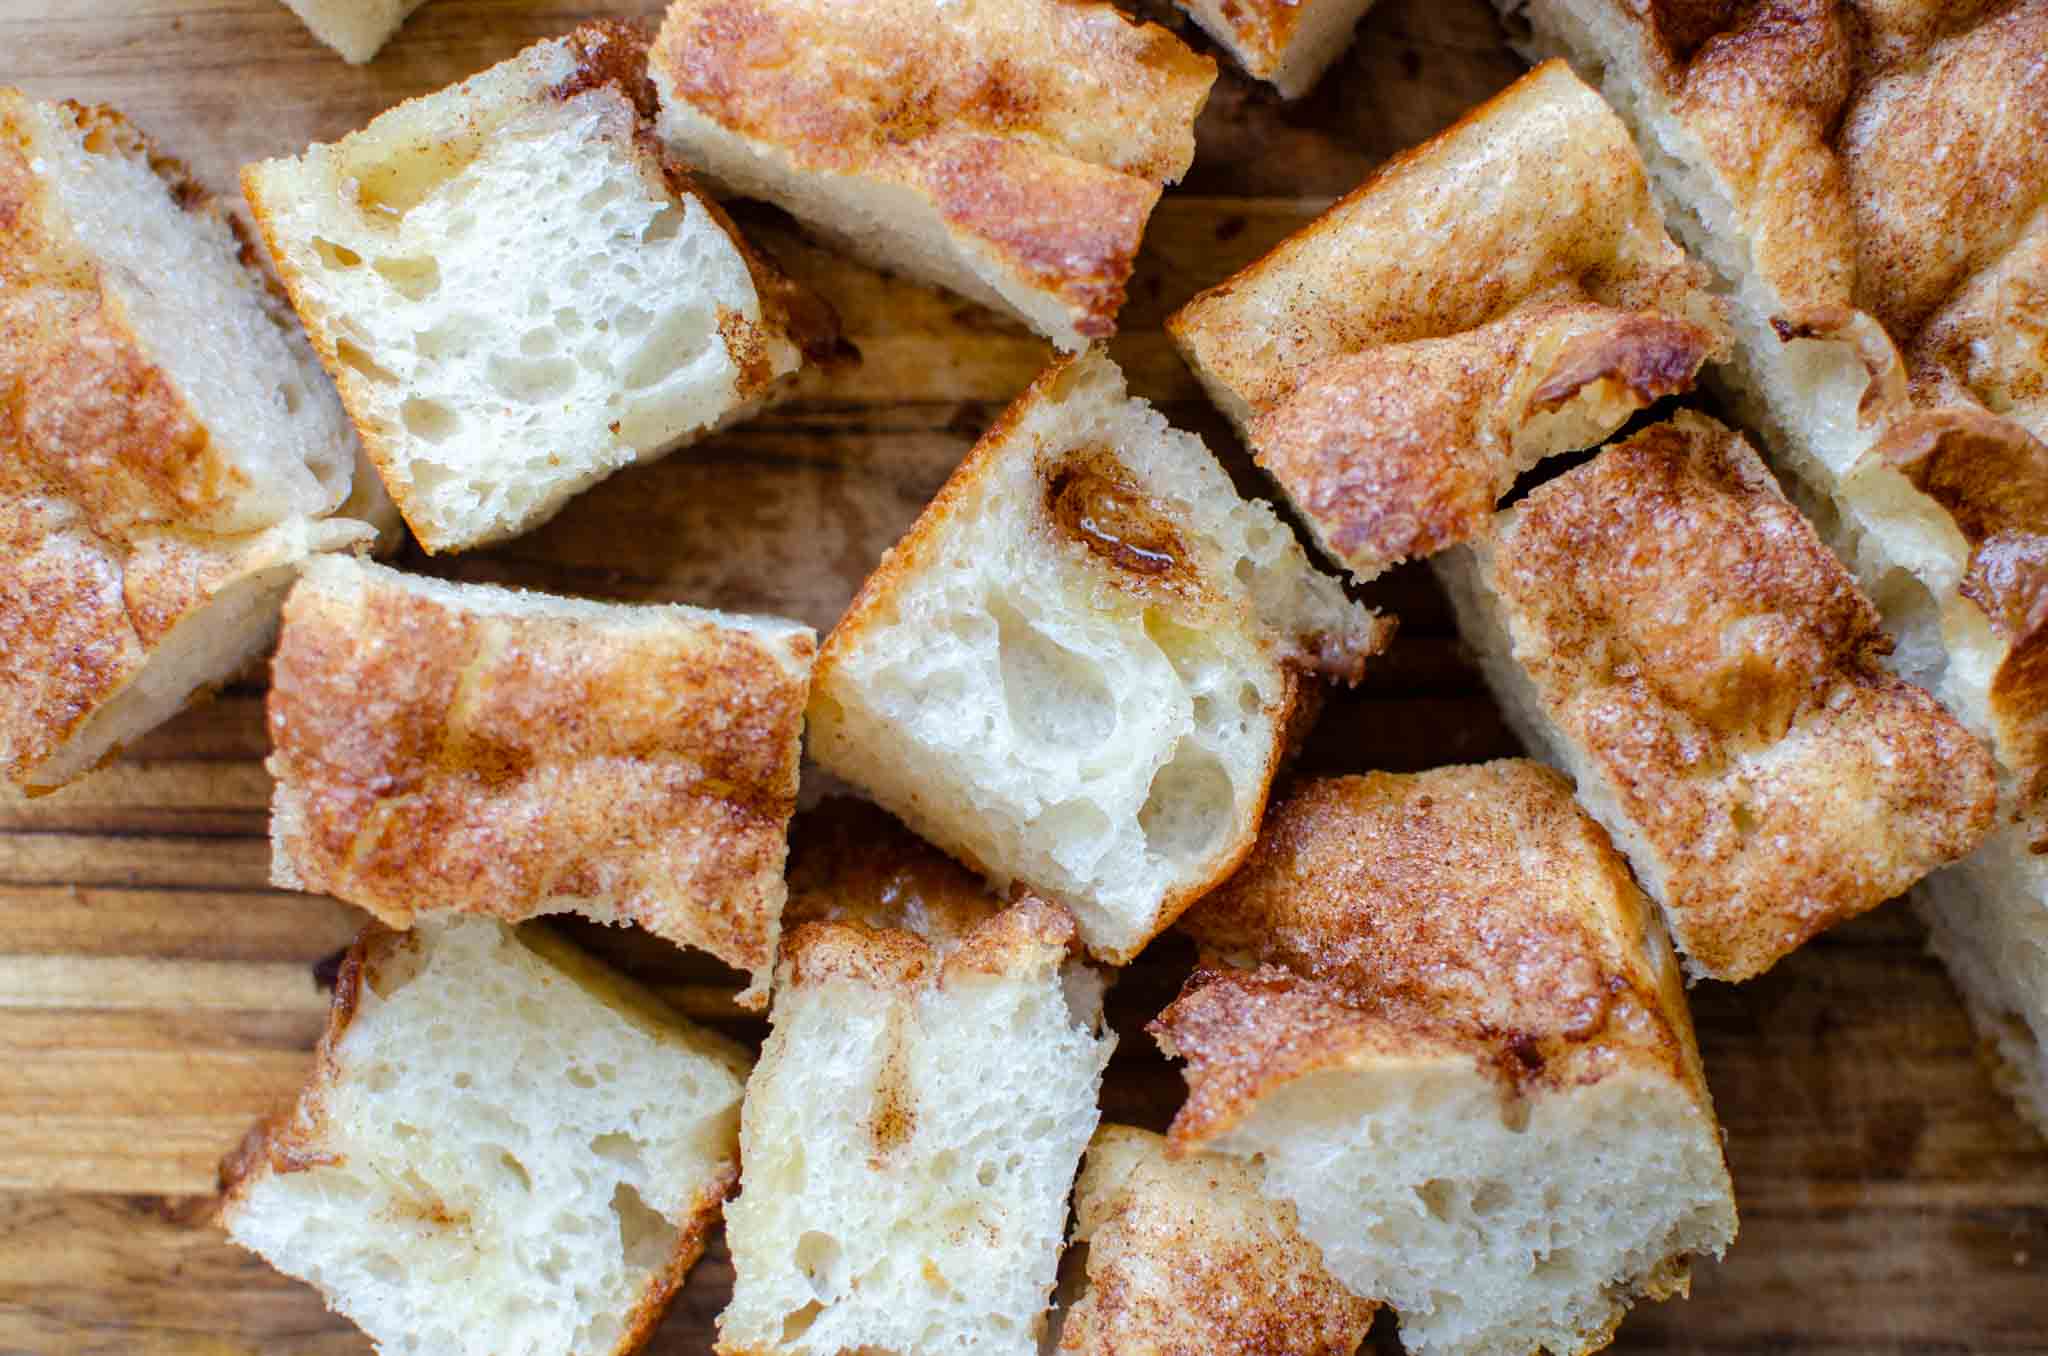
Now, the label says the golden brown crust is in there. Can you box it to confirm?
[1490,412,1998,977]
[779,894,1081,994]
[1168,61,1726,579]
[652,0,1213,340]
[1153,964,1466,1150]
[611,1163,741,1356]
[1176,0,1319,78]
[1180,763,1704,1088]
[217,923,385,1214]
[1587,0,2048,447]
[782,797,1007,950]
[1249,301,1723,576]
[265,563,812,997]
[1059,1125,1379,1356]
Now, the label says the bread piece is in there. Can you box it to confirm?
[1169,61,1727,582]
[218,917,752,1356]
[266,556,815,1007]
[278,0,434,63]
[0,91,382,794]
[1505,0,2048,1122]
[1918,827,2048,1136]
[807,348,1391,964]
[650,0,1215,350]
[1059,1124,1379,1356]
[718,895,1114,1355]
[1173,0,1378,98]
[1434,412,1995,980]
[244,21,838,553]
[1155,761,1737,1356]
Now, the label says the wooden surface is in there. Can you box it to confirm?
[2,2,2045,1353]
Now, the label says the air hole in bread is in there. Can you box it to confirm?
[312,236,363,270]
[278,380,306,415]
[487,353,579,405]
[1138,745,1233,865]
[401,397,460,444]
[496,1150,532,1193]
[590,1133,641,1167]
[643,205,685,245]
[373,254,441,302]
[335,338,399,387]
[611,1182,671,1272]
[794,1230,845,1301]
[565,1064,596,1089]
[1415,1178,1456,1222]
[779,1301,824,1344]
[345,128,486,224]
[994,600,1115,750]
[622,307,714,391]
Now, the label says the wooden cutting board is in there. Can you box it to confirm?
[2,2,2044,1352]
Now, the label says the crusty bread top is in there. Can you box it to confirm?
[1167,61,1726,578]
[265,557,814,1003]
[1060,1124,1379,1356]
[1180,762,1703,1081]
[783,797,1008,953]
[1168,762,1709,1133]
[1154,963,1483,1150]
[651,0,1214,342]
[1170,61,1721,416]
[1604,0,2046,349]
[779,894,1082,997]
[1489,411,1997,978]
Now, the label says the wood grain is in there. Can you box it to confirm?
[1,1,2043,1354]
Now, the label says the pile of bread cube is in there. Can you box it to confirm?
[6,0,2043,1351]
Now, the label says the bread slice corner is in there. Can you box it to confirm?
[277,0,435,63]
[1173,0,1378,98]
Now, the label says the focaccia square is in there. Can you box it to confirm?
[1172,0,1378,98]
[277,0,434,63]
[650,0,1215,350]
[266,556,815,1007]
[807,348,1391,965]
[1169,60,1728,582]
[1156,761,1738,1356]
[244,22,837,553]
[1436,412,1996,979]
[219,918,751,1356]
[0,90,383,794]
[1058,1124,1378,1356]
[719,806,1114,1356]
